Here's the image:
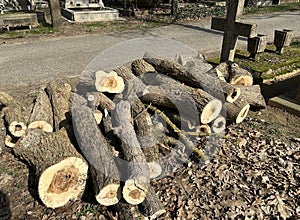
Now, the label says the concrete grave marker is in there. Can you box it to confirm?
[211,0,257,62]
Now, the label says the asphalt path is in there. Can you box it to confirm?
[0,11,299,85]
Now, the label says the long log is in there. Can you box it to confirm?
[72,94,121,206]
[0,92,27,137]
[140,73,222,124]
[28,89,53,132]
[115,64,161,170]
[13,128,88,208]
[237,85,266,110]
[112,100,150,205]
[225,100,250,124]
[46,80,72,131]
[143,53,240,103]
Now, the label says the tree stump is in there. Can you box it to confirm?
[13,128,88,208]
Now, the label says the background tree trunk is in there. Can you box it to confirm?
[49,0,63,30]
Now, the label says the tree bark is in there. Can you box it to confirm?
[0,115,6,150]
[112,100,150,205]
[138,187,166,219]
[72,94,121,206]
[46,80,72,132]
[140,73,222,124]
[131,59,156,76]
[49,0,63,30]
[0,92,27,137]
[143,53,240,103]
[28,89,53,132]
[237,85,266,110]
[225,100,250,124]
[13,128,88,208]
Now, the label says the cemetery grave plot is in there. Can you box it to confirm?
[0,52,299,219]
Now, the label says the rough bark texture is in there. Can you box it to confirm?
[238,85,266,110]
[225,100,250,124]
[28,89,53,132]
[114,64,136,83]
[13,128,88,208]
[49,0,63,29]
[116,202,135,220]
[72,94,121,206]
[46,80,72,131]
[138,187,166,219]
[0,115,5,151]
[0,92,27,137]
[86,92,115,111]
[112,100,150,205]
[132,59,156,76]
[139,73,222,124]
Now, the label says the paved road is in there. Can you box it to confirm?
[0,11,299,85]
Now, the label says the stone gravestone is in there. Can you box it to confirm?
[211,0,257,62]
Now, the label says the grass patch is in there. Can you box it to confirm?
[206,38,300,80]
[76,204,102,218]
[85,21,107,28]
[29,26,55,35]
[244,2,300,15]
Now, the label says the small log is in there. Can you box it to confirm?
[228,63,253,86]
[46,80,72,131]
[0,92,27,137]
[5,134,19,148]
[237,85,266,110]
[211,115,226,133]
[72,94,121,206]
[116,202,135,220]
[132,59,156,76]
[28,89,53,132]
[225,100,250,124]
[114,64,136,83]
[112,100,150,205]
[13,128,88,208]
[95,70,125,93]
[86,92,115,111]
[138,187,166,220]
[213,61,230,81]
[140,73,222,124]
[196,124,211,134]
[219,81,241,103]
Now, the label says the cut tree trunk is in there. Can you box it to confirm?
[115,63,161,167]
[225,100,250,124]
[72,94,121,206]
[46,80,72,131]
[13,128,88,208]
[112,100,150,205]
[28,89,53,132]
[4,134,19,148]
[138,187,166,219]
[131,59,156,76]
[238,85,266,110]
[197,124,212,134]
[211,115,226,133]
[86,92,115,111]
[228,63,253,86]
[139,73,222,124]
[0,92,27,137]
[143,53,240,103]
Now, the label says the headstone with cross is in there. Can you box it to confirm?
[211,0,257,62]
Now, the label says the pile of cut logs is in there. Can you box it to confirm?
[0,53,266,219]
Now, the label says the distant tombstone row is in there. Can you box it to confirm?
[248,29,294,59]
